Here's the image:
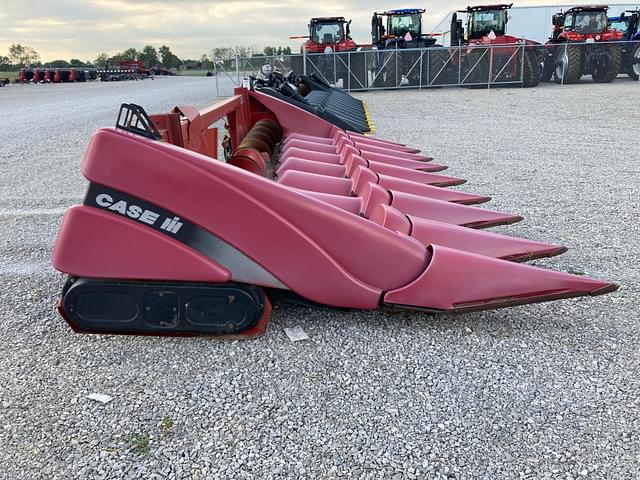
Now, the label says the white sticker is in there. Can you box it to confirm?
[284,326,309,342]
[87,393,113,404]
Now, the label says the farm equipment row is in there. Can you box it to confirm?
[19,67,98,84]
[50,85,617,338]
[284,4,639,89]
[14,61,178,85]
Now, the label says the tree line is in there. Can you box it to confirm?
[0,43,296,71]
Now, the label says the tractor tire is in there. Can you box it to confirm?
[592,44,621,83]
[463,48,490,88]
[427,48,451,86]
[540,49,555,82]
[554,45,582,84]
[522,49,540,87]
[371,52,396,88]
[626,43,640,81]
[346,52,367,90]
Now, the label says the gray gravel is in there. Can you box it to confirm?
[0,77,638,479]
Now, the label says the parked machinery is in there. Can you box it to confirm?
[450,4,541,87]
[370,8,449,87]
[120,60,152,77]
[609,9,640,80]
[541,5,623,84]
[290,17,364,87]
[297,17,357,54]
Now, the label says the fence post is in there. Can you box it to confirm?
[520,40,526,88]
[488,45,493,89]
[364,50,369,89]
[420,49,425,89]
[395,43,399,88]
[303,49,307,75]
[347,51,351,92]
[458,40,462,85]
[235,54,240,85]
[213,56,219,97]
[562,42,567,85]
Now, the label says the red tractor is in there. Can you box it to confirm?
[297,17,357,54]
[290,17,363,87]
[450,3,541,87]
[120,60,152,77]
[541,5,623,84]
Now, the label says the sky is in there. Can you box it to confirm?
[1,0,565,62]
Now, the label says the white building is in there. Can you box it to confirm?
[432,4,640,45]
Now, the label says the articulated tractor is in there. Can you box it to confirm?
[609,9,640,80]
[290,17,363,87]
[450,3,541,87]
[370,8,448,87]
[541,5,623,84]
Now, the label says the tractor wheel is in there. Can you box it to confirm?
[522,49,540,87]
[427,48,451,86]
[626,44,640,81]
[540,49,555,82]
[384,54,399,87]
[346,52,367,89]
[592,44,621,83]
[463,48,490,88]
[554,45,582,84]
[371,53,396,88]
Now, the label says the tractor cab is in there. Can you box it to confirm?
[450,4,518,45]
[551,6,622,42]
[609,10,640,40]
[466,4,511,40]
[372,9,437,49]
[301,17,357,53]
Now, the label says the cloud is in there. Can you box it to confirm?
[0,0,560,61]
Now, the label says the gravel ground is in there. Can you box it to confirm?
[0,77,638,479]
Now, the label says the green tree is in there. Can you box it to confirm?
[159,45,172,67]
[94,52,109,69]
[8,43,40,66]
[48,59,71,68]
[108,52,126,66]
[199,54,213,70]
[0,55,10,69]
[212,47,234,61]
[137,45,159,66]
[234,46,248,58]
[69,59,87,67]
[159,45,182,69]
[264,46,274,56]
[122,47,138,61]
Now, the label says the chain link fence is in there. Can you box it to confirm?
[213,40,640,96]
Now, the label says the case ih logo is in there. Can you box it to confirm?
[94,192,183,234]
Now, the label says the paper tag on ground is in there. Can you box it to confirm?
[87,393,113,404]
[284,326,309,342]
